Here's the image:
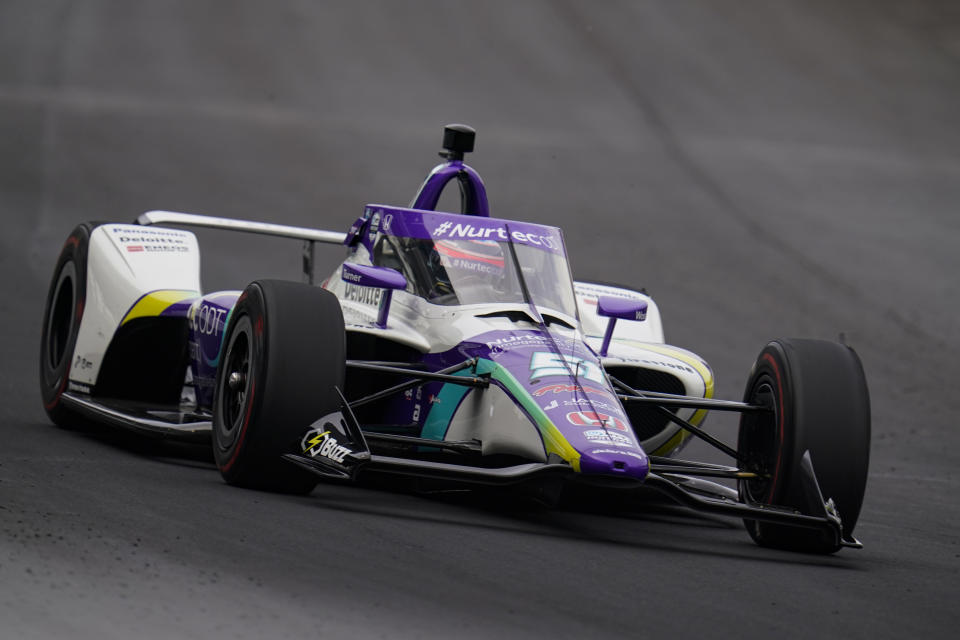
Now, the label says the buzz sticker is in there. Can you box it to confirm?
[301,427,352,464]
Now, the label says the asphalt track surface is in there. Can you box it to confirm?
[2,1,959,638]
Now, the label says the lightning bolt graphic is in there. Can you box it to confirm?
[304,430,329,453]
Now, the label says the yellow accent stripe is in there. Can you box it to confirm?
[618,342,715,398]
[616,341,715,456]
[121,289,199,325]
[478,359,582,472]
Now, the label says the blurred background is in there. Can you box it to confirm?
[1,1,958,638]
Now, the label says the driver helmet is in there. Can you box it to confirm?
[434,239,505,281]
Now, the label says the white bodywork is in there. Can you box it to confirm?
[70,224,201,387]
[103,211,713,459]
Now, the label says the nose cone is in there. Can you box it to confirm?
[578,447,649,479]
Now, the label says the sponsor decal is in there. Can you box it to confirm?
[382,213,393,233]
[583,429,632,445]
[127,244,187,253]
[368,212,381,243]
[589,449,646,460]
[575,282,644,300]
[532,383,608,397]
[73,355,93,371]
[110,227,190,240]
[486,335,550,349]
[562,398,618,411]
[67,381,91,394]
[542,400,558,411]
[301,428,352,464]
[191,303,227,337]
[483,334,590,360]
[342,270,362,283]
[567,411,629,431]
[431,222,559,250]
[529,351,604,385]
[344,283,382,306]
[443,256,500,274]
[585,438,631,448]
[110,227,191,253]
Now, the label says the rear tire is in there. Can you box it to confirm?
[213,280,345,494]
[738,338,870,553]
[39,224,97,428]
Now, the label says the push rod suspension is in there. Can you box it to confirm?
[345,359,486,409]
[617,392,768,413]
[610,376,742,461]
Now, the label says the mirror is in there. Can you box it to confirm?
[596,295,647,357]
[341,264,407,328]
[341,263,407,291]
[597,295,647,321]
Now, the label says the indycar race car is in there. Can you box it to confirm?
[39,125,870,553]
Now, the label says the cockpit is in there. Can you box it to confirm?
[369,209,578,321]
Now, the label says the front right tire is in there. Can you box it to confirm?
[738,338,871,553]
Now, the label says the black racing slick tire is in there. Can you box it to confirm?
[738,338,871,553]
[212,280,346,494]
[39,223,97,428]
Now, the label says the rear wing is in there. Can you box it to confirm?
[137,210,347,284]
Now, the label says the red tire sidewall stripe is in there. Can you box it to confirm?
[44,373,69,410]
[761,352,785,503]
[44,239,85,411]
[221,379,255,473]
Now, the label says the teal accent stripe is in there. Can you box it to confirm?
[418,358,581,470]
[421,374,472,441]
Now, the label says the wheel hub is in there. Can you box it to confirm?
[228,371,245,391]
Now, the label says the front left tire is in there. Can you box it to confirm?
[213,279,346,494]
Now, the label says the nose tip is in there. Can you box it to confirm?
[579,449,649,479]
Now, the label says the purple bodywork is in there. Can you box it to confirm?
[164,141,651,481]
[162,291,240,408]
